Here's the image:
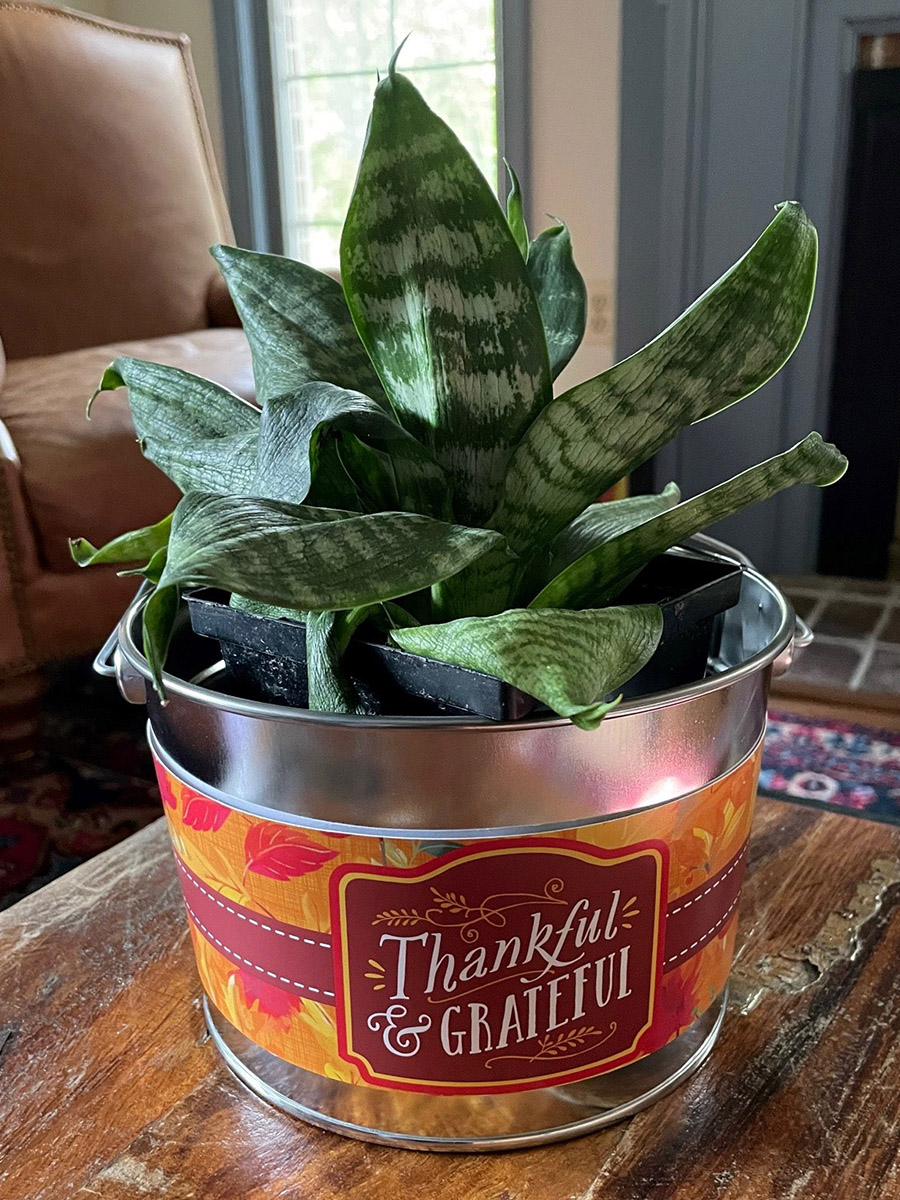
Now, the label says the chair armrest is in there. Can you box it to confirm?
[207,272,241,328]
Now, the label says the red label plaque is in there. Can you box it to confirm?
[331,838,667,1093]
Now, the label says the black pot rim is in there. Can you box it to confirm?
[112,550,795,731]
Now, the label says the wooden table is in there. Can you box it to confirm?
[2,798,900,1200]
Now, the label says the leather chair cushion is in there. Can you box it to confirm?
[0,4,232,359]
[1,327,254,574]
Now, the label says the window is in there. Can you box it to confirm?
[267,1,499,270]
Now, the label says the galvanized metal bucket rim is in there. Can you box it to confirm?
[109,543,795,733]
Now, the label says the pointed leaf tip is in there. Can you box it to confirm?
[86,363,124,418]
[504,160,529,259]
[532,432,847,610]
[388,34,411,79]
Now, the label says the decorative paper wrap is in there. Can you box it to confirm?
[155,743,762,1095]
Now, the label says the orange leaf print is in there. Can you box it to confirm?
[182,793,231,832]
[243,823,338,881]
[235,968,304,1023]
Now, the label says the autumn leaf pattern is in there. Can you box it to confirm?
[157,771,179,811]
[182,794,231,832]
[157,745,760,1087]
[243,823,338,881]
[235,968,304,1023]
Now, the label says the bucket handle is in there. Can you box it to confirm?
[93,580,152,703]
[772,613,813,678]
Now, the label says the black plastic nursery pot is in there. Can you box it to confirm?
[185,546,743,720]
[97,536,805,1150]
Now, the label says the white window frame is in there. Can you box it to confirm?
[213,0,531,257]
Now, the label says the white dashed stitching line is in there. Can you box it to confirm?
[663,894,741,967]
[175,858,331,948]
[668,845,747,916]
[183,898,336,998]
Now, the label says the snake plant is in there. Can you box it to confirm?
[71,57,846,729]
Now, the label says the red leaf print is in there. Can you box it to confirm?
[243,823,338,880]
[235,969,303,1022]
[182,794,230,832]
[156,769,178,811]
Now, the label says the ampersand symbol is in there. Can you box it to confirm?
[367,1004,432,1057]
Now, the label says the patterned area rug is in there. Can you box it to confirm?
[2,669,900,908]
[760,710,900,826]
[0,660,158,910]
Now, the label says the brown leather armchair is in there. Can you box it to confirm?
[0,2,254,757]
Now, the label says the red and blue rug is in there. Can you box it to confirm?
[2,667,899,908]
[761,710,900,825]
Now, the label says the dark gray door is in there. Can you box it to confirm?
[619,0,900,573]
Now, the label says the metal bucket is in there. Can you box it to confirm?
[97,537,806,1152]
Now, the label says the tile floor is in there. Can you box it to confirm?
[774,574,900,700]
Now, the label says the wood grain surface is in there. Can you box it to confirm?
[2,799,900,1200]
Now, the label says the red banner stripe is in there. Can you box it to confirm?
[176,839,749,1001]
[662,841,748,972]
[174,855,335,999]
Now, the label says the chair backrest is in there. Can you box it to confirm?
[0,2,233,360]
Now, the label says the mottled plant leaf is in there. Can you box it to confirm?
[523,484,681,596]
[142,582,179,696]
[431,541,519,621]
[306,607,375,714]
[532,433,847,610]
[527,222,588,380]
[229,593,307,623]
[340,67,552,523]
[305,436,364,511]
[392,605,663,730]
[69,512,172,568]
[492,202,819,551]
[158,493,505,613]
[91,358,258,495]
[505,159,529,258]
[253,381,446,510]
[210,244,386,405]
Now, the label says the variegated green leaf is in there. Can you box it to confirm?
[492,202,818,551]
[69,512,172,569]
[142,582,179,696]
[305,436,365,511]
[210,245,386,405]
[523,484,681,596]
[340,68,552,524]
[91,358,258,495]
[334,433,453,517]
[230,593,306,622]
[391,604,663,730]
[527,222,587,380]
[504,159,529,258]
[254,382,446,510]
[532,433,847,610]
[158,493,504,613]
[431,540,519,621]
[306,607,375,714]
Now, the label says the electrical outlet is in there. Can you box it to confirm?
[585,278,615,346]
